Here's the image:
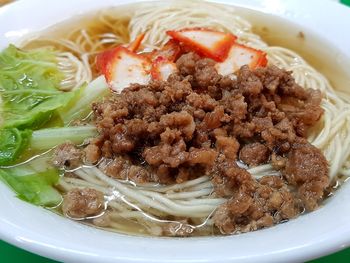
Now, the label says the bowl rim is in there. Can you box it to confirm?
[0,0,350,262]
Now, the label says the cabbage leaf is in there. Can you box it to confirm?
[0,44,75,129]
[0,128,32,165]
[0,45,78,165]
[0,166,61,206]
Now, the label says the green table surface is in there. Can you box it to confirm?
[1,0,350,262]
[0,239,349,263]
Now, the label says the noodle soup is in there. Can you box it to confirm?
[1,1,349,237]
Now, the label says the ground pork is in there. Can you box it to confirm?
[52,142,83,169]
[213,175,301,234]
[72,52,328,235]
[62,188,104,218]
[239,142,270,166]
[284,140,329,210]
[100,157,155,184]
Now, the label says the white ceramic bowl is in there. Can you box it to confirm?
[0,0,350,262]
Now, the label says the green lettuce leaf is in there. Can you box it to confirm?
[1,89,76,129]
[0,44,62,92]
[0,45,81,166]
[0,166,61,206]
[0,128,32,165]
[0,44,75,129]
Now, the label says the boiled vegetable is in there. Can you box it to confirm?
[0,166,61,206]
[0,128,32,165]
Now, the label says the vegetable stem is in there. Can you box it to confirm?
[30,125,97,150]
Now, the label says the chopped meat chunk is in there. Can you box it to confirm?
[100,157,154,183]
[284,141,329,210]
[52,142,82,169]
[213,177,300,234]
[160,111,195,140]
[176,52,199,76]
[84,144,101,164]
[239,142,269,166]
[62,188,104,218]
[216,136,240,160]
[194,58,221,87]
[188,148,217,166]
[237,65,263,96]
[212,160,252,197]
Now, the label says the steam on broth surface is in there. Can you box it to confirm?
[1,1,350,237]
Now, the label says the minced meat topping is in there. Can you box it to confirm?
[60,52,329,234]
